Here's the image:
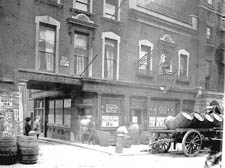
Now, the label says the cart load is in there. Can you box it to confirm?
[164,110,223,130]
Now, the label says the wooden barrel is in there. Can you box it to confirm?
[97,131,110,147]
[0,136,17,165]
[211,113,223,127]
[173,112,193,128]
[17,136,39,164]
[202,113,214,128]
[189,112,204,128]
[164,116,176,130]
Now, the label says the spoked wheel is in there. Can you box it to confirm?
[149,139,171,153]
[182,129,202,157]
[160,141,171,153]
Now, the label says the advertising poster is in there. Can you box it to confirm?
[102,115,119,127]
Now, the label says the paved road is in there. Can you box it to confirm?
[0,141,209,168]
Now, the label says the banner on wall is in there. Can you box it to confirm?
[0,91,23,136]
[102,116,119,127]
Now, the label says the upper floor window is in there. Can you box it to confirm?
[38,24,56,72]
[35,16,60,73]
[104,0,120,21]
[178,49,189,77]
[207,0,213,5]
[206,26,212,39]
[102,32,120,80]
[138,40,153,74]
[74,32,89,75]
[73,0,91,12]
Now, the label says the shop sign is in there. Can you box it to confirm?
[149,117,155,127]
[106,104,118,113]
[102,116,119,127]
[156,117,166,127]
[59,56,69,67]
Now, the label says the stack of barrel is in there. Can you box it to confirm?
[164,111,223,130]
[0,136,17,165]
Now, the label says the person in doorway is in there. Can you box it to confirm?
[88,117,96,145]
[24,117,32,136]
[33,115,41,139]
[80,116,90,143]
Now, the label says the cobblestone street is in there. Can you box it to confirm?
[0,140,209,168]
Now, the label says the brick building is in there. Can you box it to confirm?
[0,0,224,141]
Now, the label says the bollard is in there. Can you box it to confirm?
[115,134,124,153]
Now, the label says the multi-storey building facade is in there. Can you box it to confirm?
[0,0,224,141]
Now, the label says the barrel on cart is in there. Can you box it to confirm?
[17,135,39,164]
[0,136,17,165]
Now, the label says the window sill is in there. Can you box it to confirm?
[35,0,63,8]
[205,42,215,48]
[69,8,94,18]
[136,71,155,78]
[176,76,191,84]
[101,16,121,24]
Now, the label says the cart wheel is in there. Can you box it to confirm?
[182,129,202,157]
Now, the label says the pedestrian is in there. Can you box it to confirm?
[33,115,41,139]
[88,117,96,145]
[24,117,32,136]
[80,116,90,143]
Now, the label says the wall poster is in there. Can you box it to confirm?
[102,116,119,127]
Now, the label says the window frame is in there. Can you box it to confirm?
[138,40,153,73]
[206,26,212,39]
[102,32,120,80]
[35,16,60,73]
[73,0,93,13]
[178,49,190,77]
[103,0,121,21]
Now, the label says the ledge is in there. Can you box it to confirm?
[176,76,191,84]
[67,17,98,30]
[35,0,63,8]
[69,7,94,18]
[101,16,121,25]
[136,71,155,79]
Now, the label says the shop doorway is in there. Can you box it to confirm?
[34,99,45,136]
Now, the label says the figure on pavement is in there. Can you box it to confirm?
[88,117,96,145]
[33,115,41,139]
[24,117,32,136]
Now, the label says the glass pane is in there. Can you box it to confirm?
[64,99,71,126]
[75,0,88,11]
[39,25,55,53]
[49,100,54,124]
[55,99,63,125]
[39,52,55,72]
[105,0,117,20]
[180,54,188,76]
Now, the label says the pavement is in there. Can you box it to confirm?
[38,137,150,156]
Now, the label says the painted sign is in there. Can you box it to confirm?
[102,116,119,127]
[149,117,155,127]
[59,56,69,67]
[156,117,166,127]
[106,104,118,113]
[0,91,23,136]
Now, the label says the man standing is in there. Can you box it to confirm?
[88,117,96,145]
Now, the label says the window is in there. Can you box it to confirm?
[35,16,60,73]
[138,40,153,74]
[178,49,189,77]
[48,99,71,126]
[38,24,56,72]
[104,38,117,79]
[102,32,120,80]
[34,99,45,133]
[73,0,91,12]
[74,32,89,75]
[207,0,213,5]
[104,0,120,21]
[206,26,212,39]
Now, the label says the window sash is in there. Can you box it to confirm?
[105,0,118,20]
[179,54,188,76]
[74,0,89,12]
[38,24,56,72]
[104,39,117,79]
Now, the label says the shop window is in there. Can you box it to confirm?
[178,49,189,77]
[103,0,120,21]
[48,98,71,126]
[73,0,92,12]
[74,32,89,75]
[34,99,45,132]
[35,16,60,73]
[102,32,120,80]
[138,40,153,74]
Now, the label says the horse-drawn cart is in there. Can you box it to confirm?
[148,127,222,157]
